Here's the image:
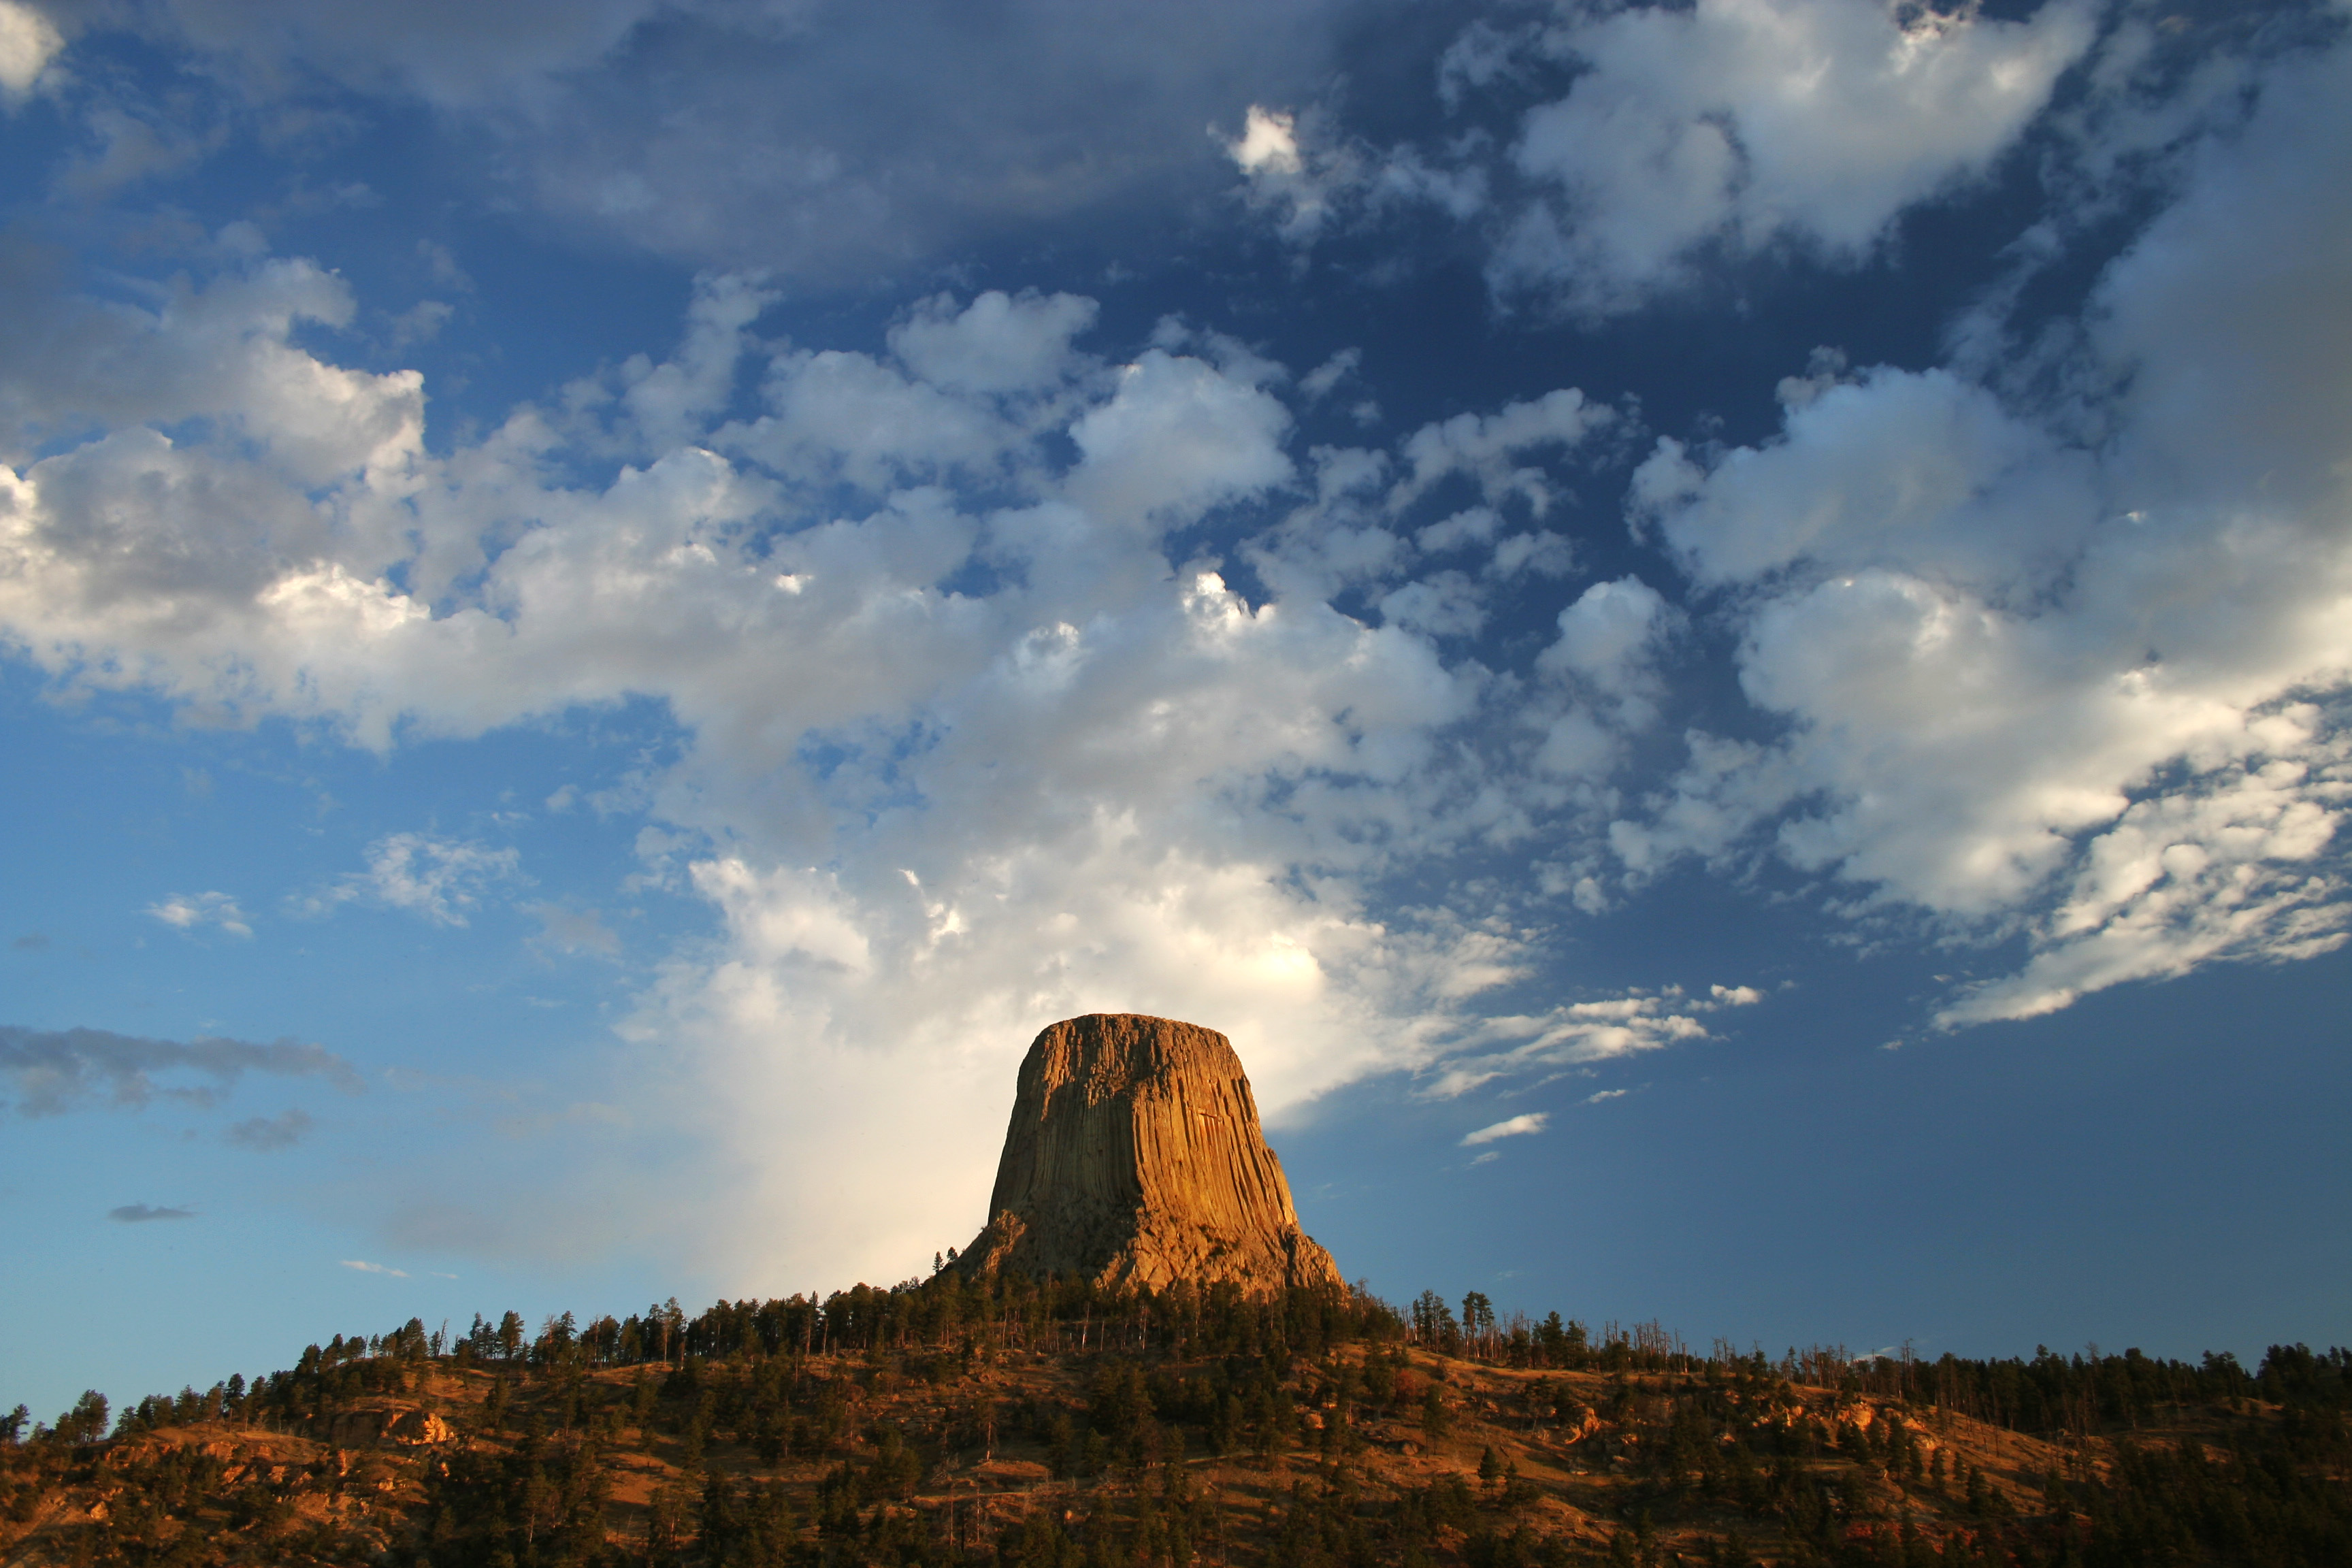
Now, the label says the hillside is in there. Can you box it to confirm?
[5,1277,2349,1567]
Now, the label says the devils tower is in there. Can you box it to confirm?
[953,1014,1342,1292]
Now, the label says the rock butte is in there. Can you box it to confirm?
[953,1013,1342,1292]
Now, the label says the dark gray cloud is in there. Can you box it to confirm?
[0,1025,362,1117]
[108,1203,197,1222]
[117,0,676,108]
[513,0,1374,278]
[59,0,1390,282]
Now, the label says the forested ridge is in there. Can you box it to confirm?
[3,1271,2345,1567]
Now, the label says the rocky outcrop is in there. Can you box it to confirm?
[954,1013,1341,1292]
[312,1405,454,1450]
[384,1409,455,1446]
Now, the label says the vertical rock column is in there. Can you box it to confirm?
[956,1013,1343,1291]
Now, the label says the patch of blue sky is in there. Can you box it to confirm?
[0,670,705,1055]
[1290,941,2352,1367]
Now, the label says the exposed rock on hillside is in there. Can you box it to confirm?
[954,1013,1342,1291]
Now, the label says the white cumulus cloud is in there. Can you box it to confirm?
[1608,31,2352,1022]
[1490,0,2097,315]
[146,892,252,938]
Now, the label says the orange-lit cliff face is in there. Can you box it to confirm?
[956,1013,1342,1291]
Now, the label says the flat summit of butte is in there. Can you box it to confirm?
[954,1013,1342,1292]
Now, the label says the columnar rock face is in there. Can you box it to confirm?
[954,1014,1343,1292]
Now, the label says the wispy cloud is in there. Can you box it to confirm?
[225,1108,314,1150]
[298,834,522,927]
[1,1026,361,1117]
[1585,1088,1628,1105]
[529,902,621,959]
[340,1259,408,1277]
[110,1203,196,1223]
[1426,991,1727,1098]
[146,892,252,938]
[1462,1111,1550,1146]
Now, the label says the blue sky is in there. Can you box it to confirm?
[4,0,2350,1421]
